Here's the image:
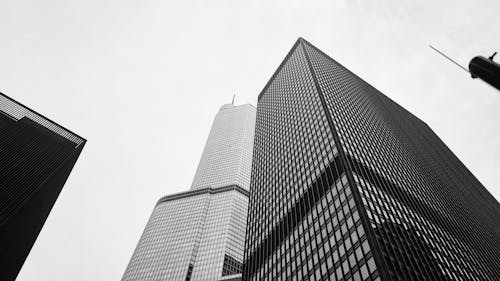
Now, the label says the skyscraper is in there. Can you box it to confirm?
[0,92,86,281]
[191,104,256,191]
[122,103,256,281]
[243,38,500,281]
[122,185,248,281]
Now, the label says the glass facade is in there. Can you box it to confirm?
[123,103,254,281]
[243,38,500,281]
[191,104,256,191]
[0,92,86,280]
[122,186,248,281]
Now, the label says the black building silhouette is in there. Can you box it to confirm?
[242,38,500,281]
[0,92,85,281]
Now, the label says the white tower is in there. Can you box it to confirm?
[122,103,256,281]
[191,104,256,191]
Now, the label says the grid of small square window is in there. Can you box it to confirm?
[302,39,500,280]
[191,104,256,191]
[122,187,248,281]
[244,38,499,281]
[243,40,380,281]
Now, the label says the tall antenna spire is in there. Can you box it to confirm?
[232,94,236,105]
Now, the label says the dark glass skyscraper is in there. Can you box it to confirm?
[0,92,86,281]
[243,38,500,281]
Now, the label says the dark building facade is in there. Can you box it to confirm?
[242,38,500,281]
[0,92,85,281]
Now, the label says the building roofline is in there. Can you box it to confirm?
[220,103,257,110]
[156,185,249,205]
[257,38,303,101]
[0,91,87,146]
[242,103,257,109]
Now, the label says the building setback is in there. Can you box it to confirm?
[122,103,256,281]
[0,92,86,281]
[122,186,248,281]
[242,38,500,281]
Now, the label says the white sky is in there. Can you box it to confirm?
[1,1,498,280]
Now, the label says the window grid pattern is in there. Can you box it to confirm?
[302,39,500,280]
[0,92,85,281]
[244,38,499,281]
[0,117,78,224]
[191,104,256,191]
[0,92,84,146]
[122,187,248,281]
[243,40,380,281]
[222,254,243,276]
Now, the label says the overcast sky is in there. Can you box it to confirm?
[1,1,499,280]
